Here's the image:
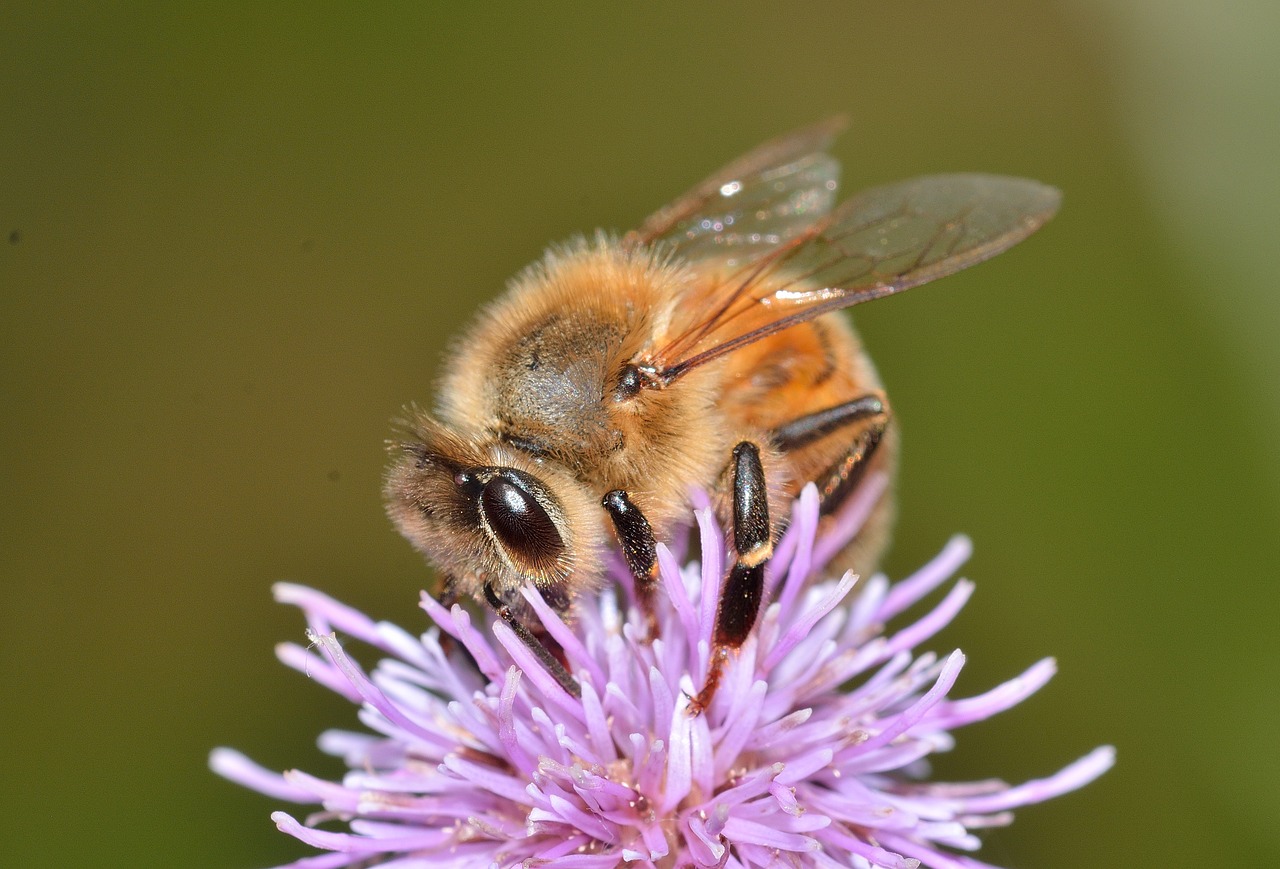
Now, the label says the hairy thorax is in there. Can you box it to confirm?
[436,241,727,532]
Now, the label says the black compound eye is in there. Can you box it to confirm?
[480,473,564,572]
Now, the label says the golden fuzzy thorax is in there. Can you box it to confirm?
[439,238,730,532]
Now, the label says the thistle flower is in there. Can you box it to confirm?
[212,478,1113,868]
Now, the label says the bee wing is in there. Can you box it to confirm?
[629,116,848,263]
[647,173,1062,382]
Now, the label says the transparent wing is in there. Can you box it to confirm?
[630,116,847,264]
[648,173,1062,383]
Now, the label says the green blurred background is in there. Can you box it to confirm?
[3,3,1277,867]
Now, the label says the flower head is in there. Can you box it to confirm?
[212,479,1112,868]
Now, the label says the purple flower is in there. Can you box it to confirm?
[212,477,1113,868]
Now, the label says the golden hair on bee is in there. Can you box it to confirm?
[437,233,727,534]
[385,118,1060,707]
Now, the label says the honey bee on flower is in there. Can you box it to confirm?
[383,118,1060,710]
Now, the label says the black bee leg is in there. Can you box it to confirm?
[483,581,581,698]
[772,394,890,515]
[433,574,462,658]
[815,417,888,517]
[438,573,460,609]
[689,440,772,716]
[602,490,660,633]
[773,394,886,450]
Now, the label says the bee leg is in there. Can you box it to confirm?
[816,416,889,518]
[772,394,886,451]
[602,490,660,634]
[772,394,890,515]
[433,574,462,658]
[689,440,772,716]
[483,581,581,698]
[438,573,460,608]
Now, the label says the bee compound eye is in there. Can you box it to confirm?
[480,475,565,570]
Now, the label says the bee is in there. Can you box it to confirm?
[385,118,1059,712]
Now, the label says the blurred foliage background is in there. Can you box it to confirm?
[3,3,1277,867]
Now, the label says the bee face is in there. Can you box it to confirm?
[384,416,603,608]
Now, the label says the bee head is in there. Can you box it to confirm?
[384,413,602,607]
